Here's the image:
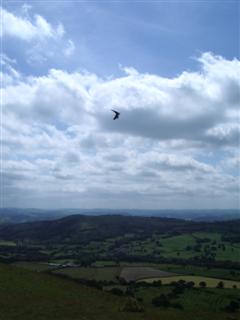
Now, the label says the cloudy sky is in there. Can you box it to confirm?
[1,1,240,209]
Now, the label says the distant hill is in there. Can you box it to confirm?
[0,214,239,244]
[0,208,67,224]
[0,208,239,225]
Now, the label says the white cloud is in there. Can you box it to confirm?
[1,6,75,64]
[220,155,240,172]
[1,53,21,85]
[2,52,240,208]
[1,7,64,41]
[5,52,238,145]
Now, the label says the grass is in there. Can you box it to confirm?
[1,263,239,320]
[12,261,55,272]
[2,230,239,264]
[176,288,240,312]
[155,264,240,281]
[135,286,240,311]
[139,275,240,288]
[53,266,121,282]
[0,263,142,320]
[0,240,16,246]
[133,232,240,262]
[93,260,119,267]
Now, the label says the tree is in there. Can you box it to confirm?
[121,297,144,312]
[152,294,170,308]
[217,281,224,289]
[225,300,239,313]
[125,287,134,297]
[152,280,162,287]
[199,281,206,288]
[110,288,124,296]
[186,281,195,288]
[171,303,184,310]
[172,286,184,295]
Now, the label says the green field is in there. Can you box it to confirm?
[12,261,55,272]
[93,231,240,262]
[154,232,240,262]
[0,240,16,246]
[54,266,121,282]
[135,286,240,313]
[93,260,120,267]
[155,264,240,281]
[139,275,240,288]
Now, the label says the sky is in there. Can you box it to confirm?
[1,1,240,209]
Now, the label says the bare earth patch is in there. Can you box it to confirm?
[120,267,177,282]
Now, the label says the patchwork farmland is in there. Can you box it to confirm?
[1,215,240,319]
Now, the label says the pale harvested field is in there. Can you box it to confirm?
[120,267,176,282]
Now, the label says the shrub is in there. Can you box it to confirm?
[216,281,224,289]
[172,303,184,310]
[225,300,239,313]
[199,281,206,288]
[109,288,124,296]
[186,281,195,288]
[125,287,134,297]
[152,294,170,308]
[121,297,144,312]
[152,280,162,287]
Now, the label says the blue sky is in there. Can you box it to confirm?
[1,1,240,209]
[4,1,239,76]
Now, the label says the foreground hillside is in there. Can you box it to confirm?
[0,263,141,320]
[1,263,239,320]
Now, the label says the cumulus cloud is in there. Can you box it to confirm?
[3,52,240,144]
[1,53,21,86]
[1,7,64,41]
[2,52,240,208]
[1,6,75,64]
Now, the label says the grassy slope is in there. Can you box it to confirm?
[54,266,121,281]
[12,261,53,272]
[0,263,141,320]
[135,286,240,317]
[1,263,239,320]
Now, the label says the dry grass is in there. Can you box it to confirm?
[120,267,176,282]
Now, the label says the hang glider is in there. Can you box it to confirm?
[111,109,120,120]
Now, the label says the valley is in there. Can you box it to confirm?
[0,214,239,319]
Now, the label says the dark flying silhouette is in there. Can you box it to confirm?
[111,109,120,120]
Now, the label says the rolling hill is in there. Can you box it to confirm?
[0,214,239,244]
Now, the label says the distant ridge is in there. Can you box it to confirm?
[0,214,239,244]
[0,208,239,225]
